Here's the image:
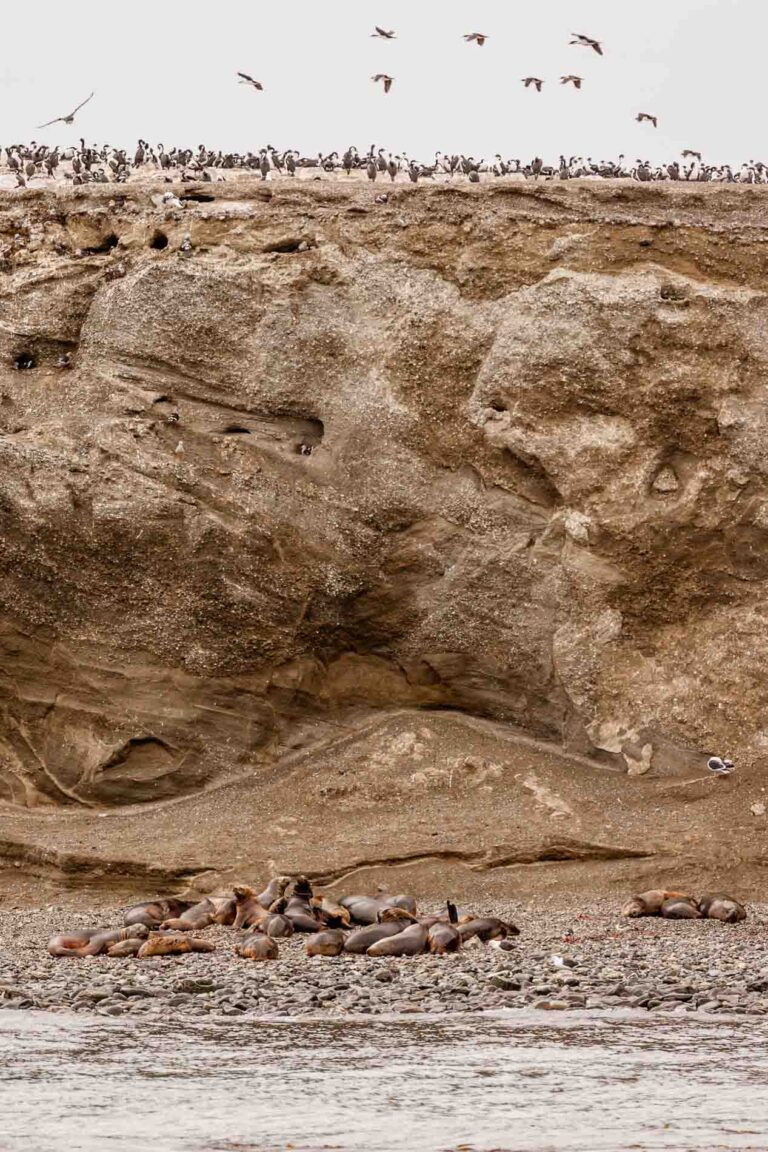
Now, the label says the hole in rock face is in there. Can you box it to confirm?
[489,400,507,413]
[180,192,215,203]
[150,231,169,250]
[223,424,250,434]
[152,395,172,404]
[13,352,36,370]
[660,283,689,303]
[82,233,119,255]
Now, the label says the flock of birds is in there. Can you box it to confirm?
[4,139,768,188]
[7,24,757,188]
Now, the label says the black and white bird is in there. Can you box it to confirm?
[237,73,264,91]
[570,33,603,55]
[707,756,735,777]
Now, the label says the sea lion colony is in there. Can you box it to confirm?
[46,878,746,961]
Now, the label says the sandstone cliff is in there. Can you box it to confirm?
[1,179,767,900]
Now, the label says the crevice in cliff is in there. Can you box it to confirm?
[308,841,654,887]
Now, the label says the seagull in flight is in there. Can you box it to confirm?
[464,32,489,46]
[36,92,94,129]
[636,112,658,128]
[371,26,396,39]
[522,77,544,92]
[570,33,603,55]
[237,73,264,91]
[372,73,394,93]
[561,75,583,89]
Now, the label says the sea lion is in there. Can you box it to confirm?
[340,891,418,925]
[660,896,701,920]
[236,935,279,960]
[259,914,294,938]
[621,890,693,918]
[377,906,419,924]
[367,923,428,957]
[232,886,268,931]
[256,875,290,910]
[458,917,520,942]
[284,879,324,932]
[311,894,352,928]
[106,938,145,958]
[160,898,217,932]
[137,932,216,958]
[428,922,461,955]
[698,894,747,923]
[48,925,149,958]
[124,899,190,928]
[306,929,346,957]
[344,921,407,954]
[210,896,237,926]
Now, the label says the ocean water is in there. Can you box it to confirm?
[1,1009,767,1152]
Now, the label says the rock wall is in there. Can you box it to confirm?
[1,179,768,808]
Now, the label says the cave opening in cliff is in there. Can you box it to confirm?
[150,230,169,250]
[13,352,36,370]
[223,424,250,434]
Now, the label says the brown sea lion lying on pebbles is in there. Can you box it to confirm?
[48,925,149,957]
[660,896,701,920]
[106,938,146,958]
[340,889,418,925]
[428,922,461,954]
[236,935,279,961]
[306,929,346,957]
[124,899,191,928]
[137,932,216,958]
[621,890,694,918]
[367,923,429,957]
[344,920,407,954]
[698,894,747,923]
[160,898,220,932]
[623,888,746,922]
[458,917,520,942]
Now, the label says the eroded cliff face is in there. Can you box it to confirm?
[1,179,768,818]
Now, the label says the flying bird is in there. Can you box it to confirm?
[464,33,488,46]
[636,112,658,128]
[237,73,264,91]
[560,75,583,88]
[522,77,544,92]
[372,74,394,93]
[371,26,396,39]
[682,149,702,160]
[36,92,94,129]
[570,33,603,55]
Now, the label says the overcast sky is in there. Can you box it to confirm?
[0,0,761,163]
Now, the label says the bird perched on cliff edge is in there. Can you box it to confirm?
[237,72,263,91]
[37,92,94,129]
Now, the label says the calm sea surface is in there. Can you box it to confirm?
[0,1009,766,1152]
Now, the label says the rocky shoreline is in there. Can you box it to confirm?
[1,899,767,1019]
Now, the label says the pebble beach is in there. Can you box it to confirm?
[2,900,767,1020]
